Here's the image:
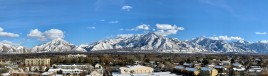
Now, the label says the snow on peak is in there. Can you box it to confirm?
[31,38,76,53]
[2,32,268,54]
[0,41,28,53]
[85,32,205,52]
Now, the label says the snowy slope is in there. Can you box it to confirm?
[190,37,255,53]
[84,33,206,53]
[31,38,78,53]
[0,42,28,53]
[3,32,268,54]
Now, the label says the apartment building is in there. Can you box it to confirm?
[25,58,50,67]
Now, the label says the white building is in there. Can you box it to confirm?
[67,54,87,58]
[89,70,103,76]
[232,63,246,71]
[53,64,93,69]
[48,68,86,75]
[119,65,153,74]
[113,65,176,76]
[248,66,263,73]
[48,64,103,76]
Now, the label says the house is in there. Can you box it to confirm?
[42,72,54,76]
[119,65,153,74]
[67,54,87,58]
[220,61,231,66]
[94,64,102,69]
[89,70,103,76]
[183,63,193,67]
[1,73,10,76]
[232,62,246,76]
[232,62,245,71]
[175,66,185,70]
[200,67,218,76]
[194,63,202,69]
[207,64,215,68]
[248,66,262,73]
[215,65,227,75]
[185,67,199,76]
[0,59,11,65]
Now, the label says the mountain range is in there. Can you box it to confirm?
[1,32,268,54]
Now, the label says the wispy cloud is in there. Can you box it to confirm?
[255,32,267,35]
[99,19,105,22]
[88,26,96,29]
[122,24,150,31]
[0,27,19,38]
[209,35,244,41]
[199,0,237,17]
[121,5,132,11]
[109,20,119,24]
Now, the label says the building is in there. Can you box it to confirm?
[215,65,228,75]
[48,64,103,76]
[41,72,54,76]
[220,61,231,66]
[200,67,218,76]
[114,65,176,76]
[119,65,153,74]
[67,54,87,58]
[48,68,86,75]
[232,62,246,76]
[89,70,103,76]
[232,62,245,71]
[248,66,262,73]
[25,58,50,67]
[52,64,93,69]
[248,66,263,75]
[185,67,199,76]
[183,63,193,67]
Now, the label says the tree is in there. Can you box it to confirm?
[0,68,8,74]
[85,57,94,64]
[164,61,175,71]
[57,70,63,74]
[202,59,209,66]
[72,58,79,63]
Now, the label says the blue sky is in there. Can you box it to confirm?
[1,0,268,47]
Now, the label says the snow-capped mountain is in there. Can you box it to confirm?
[0,42,28,53]
[84,32,207,53]
[249,42,268,53]
[2,32,268,54]
[190,37,254,53]
[74,44,88,52]
[31,38,79,53]
[82,32,268,53]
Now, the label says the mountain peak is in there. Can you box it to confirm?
[31,38,76,53]
[50,38,71,45]
[0,42,28,53]
[145,32,158,36]
[143,32,162,38]
[51,38,65,42]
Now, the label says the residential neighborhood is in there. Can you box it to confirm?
[1,53,268,76]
